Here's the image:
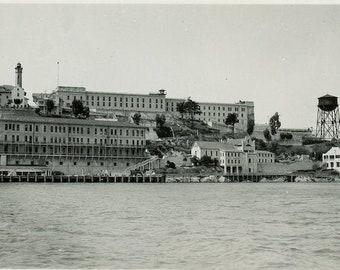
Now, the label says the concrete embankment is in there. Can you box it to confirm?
[165,175,283,183]
[165,174,339,183]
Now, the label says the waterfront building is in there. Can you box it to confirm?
[0,63,28,108]
[322,147,340,172]
[33,87,255,132]
[0,109,149,175]
[191,141,232,161]
[191,136,274,174]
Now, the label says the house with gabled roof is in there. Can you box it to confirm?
[323,147,340,172]
[191,136,275,175]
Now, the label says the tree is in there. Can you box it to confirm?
[72,99,84,118]
[253,137,267,150]
[247,119,255,135]
[263,128,272,142]
[176,101,186,119]
[132,112,141,125]
[280,132,293,140]
[224,113,239,135]
[269,112,281,135]
[191,156,200,166]
[185,98,201,120]
[176,99,201,120]
[155,114,166,127]
[267,141,278,153]
[200,155,215,166]
[166,160,176,169]
[83,106,90,118]
[46,99,55,114]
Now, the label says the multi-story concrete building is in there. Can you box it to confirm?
[0,85,12,107]
[0,63,28,108]
[33,87,254,131]
[323,147,340,172]
[33,87,168,115]
[191,136,274,175]
[196,100,254,131]
[0,109,148,175]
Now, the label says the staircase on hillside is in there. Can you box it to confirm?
[122,156,161,175]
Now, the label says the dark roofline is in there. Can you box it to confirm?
[0,111,147,128]
[319,94,337,99]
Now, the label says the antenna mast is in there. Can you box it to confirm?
[57,61,60,88]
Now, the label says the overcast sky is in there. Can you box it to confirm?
[0,3,340,129]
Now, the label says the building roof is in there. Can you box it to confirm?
[0,85,14,93]
[198,101,249,107]
[319,94,337,99]
[55,87,166,98]
[227,138,243,146]
[0,109,147,128]
[57,86,86,92]
[256,150,275,155]
[193,141,238,151]
[85,90,165,97]
[324,147,340,155]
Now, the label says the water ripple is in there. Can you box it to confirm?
[0,183,339,269]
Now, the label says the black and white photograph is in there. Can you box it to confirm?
[0,0,339,269]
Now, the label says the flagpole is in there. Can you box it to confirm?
[57,61,60,88]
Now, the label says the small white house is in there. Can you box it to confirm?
[323,147,340,172]
[191,141,232,160]
[191,136,275,174]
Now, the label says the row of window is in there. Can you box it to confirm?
[4,145,144,156]
[2,135,144,146]
[201,112,244,118]
[327,162,340,168]
[84,101,163,110]
[222,158,273,164]
[258,153,273,158]
[324,155,340,160]
[4,123,144,137]
[225,159,241,164]
[64,94,249,113]
[13,160,130,167]
[201,106,246,112]
[67,95,164,104]
[258,159,274,163]
[222,152,242,157]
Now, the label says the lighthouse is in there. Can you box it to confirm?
[15,62,23,87]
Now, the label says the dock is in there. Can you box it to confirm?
[0,174,166,183]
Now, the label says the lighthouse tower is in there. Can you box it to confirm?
[11,63,27,108]
[15,62,23,87]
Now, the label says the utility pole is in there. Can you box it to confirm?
[57,61,60,87]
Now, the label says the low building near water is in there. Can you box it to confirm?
[0,109,149,176]
[191,136,275,175]
[322,147,340,172]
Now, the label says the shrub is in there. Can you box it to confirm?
[155,126,173,138]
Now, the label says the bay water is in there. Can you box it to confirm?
[0,183,339,269]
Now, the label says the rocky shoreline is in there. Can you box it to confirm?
[165,175,340,183]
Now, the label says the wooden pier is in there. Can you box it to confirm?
[0,174,166,183]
